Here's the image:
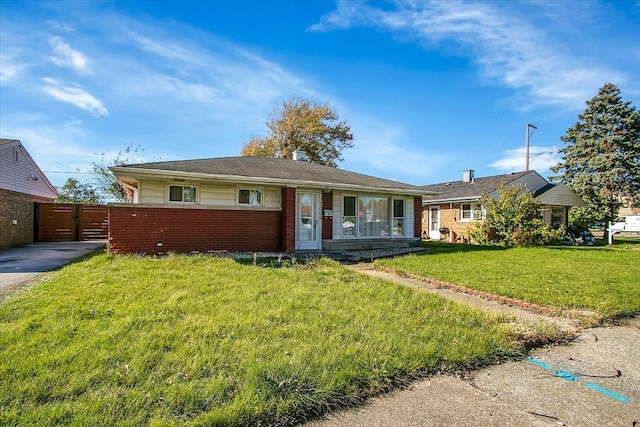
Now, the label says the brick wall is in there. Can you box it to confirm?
[281,188,296,252]
[413,197,422,238]
[322,191,333,240]
[0,189,41,248]
[108,206,283,255]
[423,203,474,241]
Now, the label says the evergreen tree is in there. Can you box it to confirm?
[550,83,640,241]
[241,97,353,167]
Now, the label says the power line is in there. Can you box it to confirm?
[42,170,96,174]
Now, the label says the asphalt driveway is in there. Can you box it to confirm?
[0,241,105,296]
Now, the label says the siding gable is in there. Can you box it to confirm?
[0,139,58,200]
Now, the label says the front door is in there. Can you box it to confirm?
[428,206,440,240]
[296,192,321,250]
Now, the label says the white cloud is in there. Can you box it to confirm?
[311,0,627,110]
[0,52,23,83]
[41,77,108,116]
[342,119,449,184]
[490,146,560,174]
[49,36,92,74]
[0,120,99,186]
[108,27,320,126]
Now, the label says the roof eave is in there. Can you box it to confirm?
[110,166,431,196]
[422,196,480,204]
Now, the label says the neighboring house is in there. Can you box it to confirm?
[108,154,431,254]
[618,196,640,217]
[0,139,58,248]
[421,170,585,241]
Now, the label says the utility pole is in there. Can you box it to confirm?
[525,123,537,171]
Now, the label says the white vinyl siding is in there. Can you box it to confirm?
[135,180,282,208]
[139,180,165,204]
[0,142,58,200]
[263,188,281,209]
[200,184,236,206]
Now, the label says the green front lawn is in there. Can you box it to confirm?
[377,242,640,321]
[0,254,517,426]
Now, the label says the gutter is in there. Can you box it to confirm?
[110,166,435,196]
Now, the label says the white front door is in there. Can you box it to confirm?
[296,192,321,250]
[428,206,440,240]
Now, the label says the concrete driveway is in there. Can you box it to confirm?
[0,241,105,296]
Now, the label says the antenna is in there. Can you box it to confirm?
[525,123,537,171]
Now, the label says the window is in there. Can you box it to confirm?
[169,185,197,203]
[461,204,472,220]
[551,207,565,227]
[359,196,389,237]
[430,207,439,232]
[393,199,404,236]
[460,203,482,221]
[342,195,409,238]
[343,195,356,237]
[238,189,262,205]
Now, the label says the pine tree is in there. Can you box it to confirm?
[550,83,640,242]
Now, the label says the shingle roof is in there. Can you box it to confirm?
[532,183,556,197]
[421,171,532,202]
[113,156,427,194]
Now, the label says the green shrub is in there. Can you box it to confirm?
[470,182,558,246]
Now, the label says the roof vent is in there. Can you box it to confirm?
[292,150,308,161]
[463,169,474,183]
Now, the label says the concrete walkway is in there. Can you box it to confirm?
[306,263,639,427]
[349,263,581,333]
[0,241,106,297]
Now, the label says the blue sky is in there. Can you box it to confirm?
[1,0,639,190]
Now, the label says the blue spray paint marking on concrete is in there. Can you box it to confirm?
[555,370,579,381]
[526,357,553,370]
[585,382,630,403]
[525,356,630,403]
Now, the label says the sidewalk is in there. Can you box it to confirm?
[305,263,639,427]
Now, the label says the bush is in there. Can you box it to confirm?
[511,222,562,246]
[470,182,561,246]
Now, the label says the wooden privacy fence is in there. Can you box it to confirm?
[36,203,108,242]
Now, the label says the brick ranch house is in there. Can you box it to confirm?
[0,139,58,248]
[108,155,432,254]
[421,170,585,242]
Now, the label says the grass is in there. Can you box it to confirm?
[377,240,640,322]
[0,254,518,426]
